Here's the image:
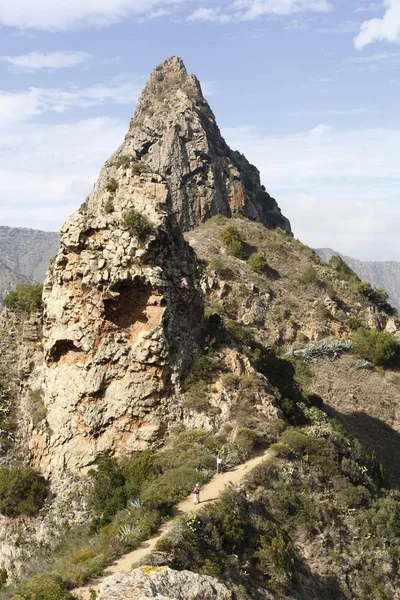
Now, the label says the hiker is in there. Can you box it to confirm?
[216,457,222,474]
[193,482,200,505]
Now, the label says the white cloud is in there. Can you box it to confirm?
[289,107,380,117]
[354,0,400,50]
[222,123,400,260]
[0,0,186,31]
[189,0,331,23]
[0,77,141,125]
[0,51,92,71]
[0,117,127,229]
[189,8,233,23]
[346,51,399,62]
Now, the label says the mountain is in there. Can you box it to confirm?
[0,226,59,305]
[316,247,400,309]
[120,56,291,233]
[0,57,399,600]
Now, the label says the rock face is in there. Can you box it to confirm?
[120,56,291,233]
[97,567,233,600]
[33,169,204,476]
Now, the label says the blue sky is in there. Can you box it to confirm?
[0,0,399,260]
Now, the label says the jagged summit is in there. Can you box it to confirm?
[118,56,291,233]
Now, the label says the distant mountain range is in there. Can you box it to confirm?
[315,248,400,309]
[0,226,59,306]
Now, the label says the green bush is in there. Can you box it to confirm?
[0,463,47,517]
[352,328,399,366]
[209,258,234,280]
[102,198,114,214]
[27,389,47,427]
[329,255,359,282]
[105,178,118,193]
[299,265,322,287]
[88,455,126,529]
[352,282,395,314]
[123,450,157,501]
[141,467,204,514]
[4,283,43,313]
[247,252,267,272]
[15,580,75,600]
[114,154,132,168]
[220,225,246,259]
[183,353,223,390]
[0,567,7,590]
[235,428,260,455]
[121,209,153,242]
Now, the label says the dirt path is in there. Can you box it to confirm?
[74,449,273,598]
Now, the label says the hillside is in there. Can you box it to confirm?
[316,247,400,309]
[0,227,59,305]
[0,57,398,600]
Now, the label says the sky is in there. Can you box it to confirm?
[0,0,399,261]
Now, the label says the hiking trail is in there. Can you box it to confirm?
[74,448,273,599]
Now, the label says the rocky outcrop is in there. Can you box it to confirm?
[117,56,291,233]
[33,169,204,477]
[96,567,233,600]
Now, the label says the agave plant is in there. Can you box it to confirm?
[357,359,373,370]
[118,523,135,540]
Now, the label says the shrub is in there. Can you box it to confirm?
[114,154,132,169]
[121,209,153,242]
[88,455,126,528]
[105,178,118,193]
[235,428,260,455]
[299,265,321,287]
[16,580,75,600]
[123,450,157,501]
[352,328,399,366]
[141,467,205,514]
[329,255,359,282]
[183,353,223,390]
[209,258,234,280]
[346,316,363,331]
[220,225,245,259]
[0,568,7,590]
[4,283,43,313]
[352,282,395,314]
[27,389,47,427]
[102,198,114,214]
[0,463,47,517]
[247,252,267,272]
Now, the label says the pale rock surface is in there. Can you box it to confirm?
[96,567,233,600]
[33,170,204,477]
[116,56,291,233]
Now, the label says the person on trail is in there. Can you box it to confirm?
[193,483,200,505]
[216,457,222,474]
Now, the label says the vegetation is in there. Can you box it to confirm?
[121,209,153,242]
[27,389,47,427]
[105,178,118,193]
[352,281,396,315]
[102,198,114,214]
[247,252,267,272]
[156,420,398,599]
[352,328,399,366]
[0,464,47,517]
[4,283,43,313]
[329,255,360,283]
[299,265,322,287]
[114,154,132,169]
[209,257,234,280]
[220,225,246,259]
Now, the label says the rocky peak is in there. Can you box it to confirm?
[34,166,205,476]
[117,56,291,233]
